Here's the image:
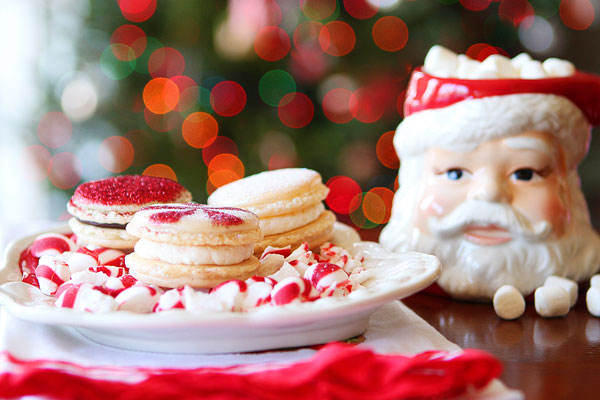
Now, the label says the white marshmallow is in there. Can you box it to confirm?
[542,58,575,77]
[456,55,480,79]
[534,286,570,317]
[423,45,458,78]
[510,53,532,71]
[590,274,600,289]
[544,275,578,308]
[520,60,547,79]
[115,286,161,313]
[493,285,525,320]
[479,54,519,78]
[586,287,600,317]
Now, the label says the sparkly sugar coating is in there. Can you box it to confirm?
[72,175,188,206]
[143,203,248,226]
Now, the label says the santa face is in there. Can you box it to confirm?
[416,131,570,243]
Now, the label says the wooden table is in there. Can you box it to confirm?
[403,291,600,400]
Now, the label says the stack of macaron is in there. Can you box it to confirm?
[124,203,265,288]
[67,175,191,250]
[208,168,336,256]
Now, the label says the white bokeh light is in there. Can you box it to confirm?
[60,75,98,122]
[518,16,555,54]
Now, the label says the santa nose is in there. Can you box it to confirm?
[467,171,512,203]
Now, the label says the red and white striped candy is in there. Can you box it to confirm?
[55,283,116,312]
[115,285,160,313]
[35,255,72,295]
[68,247,126,273]
[271,277,317,305]
[210,280,247,311]
[30,233,76,258]
[260,245,292,259]
[304,262,349,292]
[243,277,276,310]
[104,274,138,297]
[89,265,126,278]
[96,249,126,268]
[154,287,186,312]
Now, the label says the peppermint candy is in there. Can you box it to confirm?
[115,286,161,313]
[30,233,76,258]
[35,255,72,295]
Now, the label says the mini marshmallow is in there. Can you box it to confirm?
[268,262,300,282]
[493,285,525,320]
[510,52,532,71]
[544,275,578,308]
[35,255,72,295]
[586,287,600,317]
[455,55,480,79]
[479,54,519,78]
[520,60,547,79]
[155,288,186,312]
[535,286,570,318]
[30,233,76,258]
[209,280,247,311]
[423,45,458,78]
[590,274,600,289]
[542,58,575,77]
[115,285,161,313]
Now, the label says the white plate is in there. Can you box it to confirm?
[0,223,440,354]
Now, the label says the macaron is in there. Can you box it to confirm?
[125,203,264,288]
[67,175,192,250]
[207,168,335,255]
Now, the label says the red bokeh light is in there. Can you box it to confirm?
[301,0,337,20]
[293,21,323,50]
[22,145,51,182]
[560,0,595,30]
[290,47,328,83]
[171,75,198,112]
[148,47,185,78]
[372,16,408,52]
[118,0,157,23]
[325,176,362,214]
[376,131,399,169]
[254,26,291,62]
[48,152,82,189]
[363,187,394,224]
[459,0,492,11]
[144,108,182,132]
[278,92,314,128]
[344,0,378,20]
[37,112,72,149]
[98,136,135,173]
[498,0,535,27]
[110,25,146,61]
[349,88,384,123]
[322,88,353,124]
[202,136,239,166]
[466,43,507,62]
[319,21,356,57]
[210,81,247,117]
[396,89,407,117]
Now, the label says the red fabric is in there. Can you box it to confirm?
[0,343,501,400]
[404,67,600,125]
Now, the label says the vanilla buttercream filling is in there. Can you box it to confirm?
[134,238,254,265]
[259,203,325,236]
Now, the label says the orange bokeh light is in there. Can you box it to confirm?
[208,153,245,178]
[143,164,177,181]
[319,21,356,57]
[372,16,408,52]
[376,131,399,169]
[301,0,337,20]
[559,0,595,30]
[98,136,135,173]
[143,78,180,114]
[182,112,219,149]
[207,169,242,195]
[363,187,394,224]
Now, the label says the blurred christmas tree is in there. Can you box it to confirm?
[12,0,600,234]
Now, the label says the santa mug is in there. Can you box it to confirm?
[380,46,600,301]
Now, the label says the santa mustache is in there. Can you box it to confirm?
[427,200,552,242]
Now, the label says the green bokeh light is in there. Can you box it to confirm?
[259,70,296,107]
[197,86,213,113]
[100,45,136,80]
[133,37,163,74]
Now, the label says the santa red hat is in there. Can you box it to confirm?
[395,68,600,168]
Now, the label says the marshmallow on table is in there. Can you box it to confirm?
[542,58,575,77]
[535,286,570,317]
[586,275,600,317]
[544,275,578,308]
[590,274,600,289]
[493,285,525,320]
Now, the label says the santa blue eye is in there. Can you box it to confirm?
[446,169,464,180]
[512,168,535,181]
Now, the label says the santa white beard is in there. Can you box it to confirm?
[381,171,600,300]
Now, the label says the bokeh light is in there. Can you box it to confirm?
[100,44,136,80]
[119,0,157,23]
[207,153,245,193]
[459,0,492,11]
[258,131,297,169]
[48,152,82,189]
[301,0,337,20]
[124,129,155,167]
[207,170,242,195]
[182,112,219,149]
[498,0,535,27]
[210,81,247,117]
[98,136,135,173]
[376,131,399,169]
[133,37,163,74]
[202,136,239,166]
[319,21,356,56]
[21,145,51,182]
[144,109,181,132]
[60,76,98,122]
[254,26,291,62]
[290,47,328,83]
[171,75,198,112]
[465,43,507,61]
[349,88,384,123]
[372,16,408,52]
[197,86,214,113]
[278,92,314,128]
[143,77,180,114]
[322,88,353,124]
[559,0,595,31]
[110,24,147,61]
[293,21,323,50]
[148,47,185,78]
[518,16,555,53]
[143,164,177,181]
[326,176,362,214]
[344,0,379,20]
[37,112,72,149]
[363,187,394,224]
[259,70,296,106]
[339,141,379,181]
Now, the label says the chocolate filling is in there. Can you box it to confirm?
[75,217,127,230]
